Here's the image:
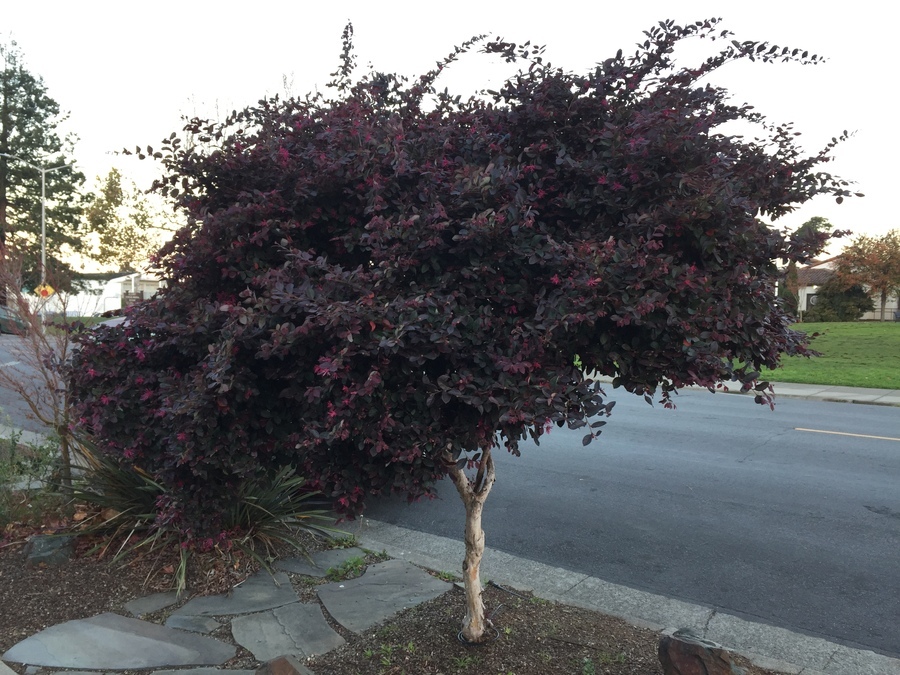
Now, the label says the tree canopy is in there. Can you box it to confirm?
[72,18,853,565]
[85,168,167,272]
[833,230,900,321]
[0,39,87,288]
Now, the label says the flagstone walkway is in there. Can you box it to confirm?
[1,548,451,674]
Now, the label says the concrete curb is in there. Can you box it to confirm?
[353,518,900,675]
[0,424,48,447]
[587,376,900,408]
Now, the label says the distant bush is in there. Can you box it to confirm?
[805,278,874,322]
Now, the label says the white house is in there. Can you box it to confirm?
[798,258,899,321]
[36,272,165,317]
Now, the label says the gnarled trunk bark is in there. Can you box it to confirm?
[446,445,495,643]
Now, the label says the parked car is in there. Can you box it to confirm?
[0,306,28,334]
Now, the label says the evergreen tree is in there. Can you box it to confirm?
[85,168,160,272]
[0,39,87,289]
[804,277,874,322]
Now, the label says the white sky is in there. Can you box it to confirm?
[4,0,895,252]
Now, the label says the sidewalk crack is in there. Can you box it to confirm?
[273,606,304,652]
[702,607,717,637]
[821,648,838,672]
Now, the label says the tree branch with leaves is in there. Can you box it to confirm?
[72,19,856,642]
[833,230,900,321]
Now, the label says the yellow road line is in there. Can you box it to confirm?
[795,428,900,443]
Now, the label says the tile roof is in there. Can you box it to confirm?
[797,267,834,286]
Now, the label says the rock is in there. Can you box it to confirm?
[164,615,223,634]
[317,559,450,634]
[275,547,366,578]
[171,571,298,617]
[23,535,76,568]
[658,628,746,675]
[0,661,18,675]
[2,612,235,669]
[231,603,345,661]
[255,655,316,675]
[124,591,181,617]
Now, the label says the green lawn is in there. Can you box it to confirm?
[765,322,900,389]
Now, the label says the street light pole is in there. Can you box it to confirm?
[0,153,71,285]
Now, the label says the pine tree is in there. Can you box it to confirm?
[0,39,87,290]
[85,168,160,272]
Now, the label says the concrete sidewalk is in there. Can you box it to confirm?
[591,377,900,407]
[757,381,900,406]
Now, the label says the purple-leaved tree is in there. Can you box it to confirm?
[70,20,856,641]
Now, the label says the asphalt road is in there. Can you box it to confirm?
[0,334,48,434]
[364,388,900,658]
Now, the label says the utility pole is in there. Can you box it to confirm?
[0,152,70,284]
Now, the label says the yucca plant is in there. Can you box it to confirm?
[70,439,162,527]
[69,436,344,592]
[67,436,189,588]
[223,466,346,570]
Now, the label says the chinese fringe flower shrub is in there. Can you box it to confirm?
[71,20,855,542]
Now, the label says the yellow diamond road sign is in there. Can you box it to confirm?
[36,284,55,298]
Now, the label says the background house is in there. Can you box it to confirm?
[36,272,165,317]
[797,258,898,321]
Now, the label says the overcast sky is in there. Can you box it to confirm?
[4,1,894,251]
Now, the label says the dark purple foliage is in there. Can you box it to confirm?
[70,20,854,540]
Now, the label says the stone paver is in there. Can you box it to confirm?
[231,603,345,661]
[164,615,223,634]
[124,591,181,618]
[171,571,297,617]
[275,546,366,577]
[2,613,235,669]
[317,558,450,634]
[0,662,18,675]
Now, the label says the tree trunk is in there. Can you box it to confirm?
[56,426,72,492]
[881,288,888,321]
[446,445,496,643]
